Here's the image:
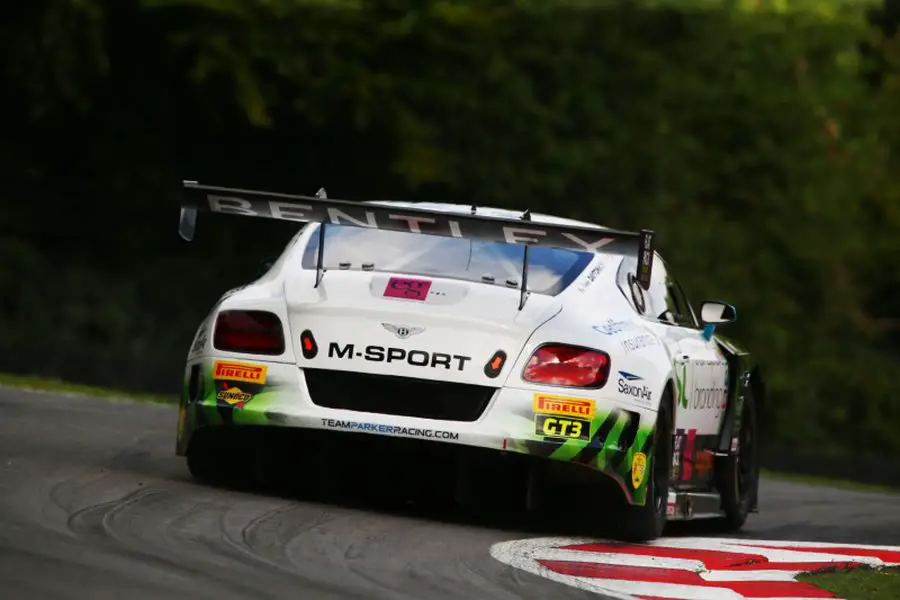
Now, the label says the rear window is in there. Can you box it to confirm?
[301,224,593,296]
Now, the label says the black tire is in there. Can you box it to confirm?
[616,391,673,541]
[716,383,760,530]
[186,439,223,483]
[185,429,254,488]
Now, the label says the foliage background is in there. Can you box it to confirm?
[1,0,898,481]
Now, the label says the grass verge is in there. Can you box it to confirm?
[0,372,177,405]
[800,567,900,600]
[761,468,900,495]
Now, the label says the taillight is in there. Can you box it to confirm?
[523,344,611,388]
[213,310,285,355]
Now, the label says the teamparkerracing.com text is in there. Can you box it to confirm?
[320,418,459,440]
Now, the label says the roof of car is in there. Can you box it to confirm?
[363,200,609,231]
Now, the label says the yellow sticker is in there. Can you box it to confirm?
[533,393,595,419]
[534,414,590,441]
[217,386,253,407]
[213,360,267,384]
[632,452,647,489]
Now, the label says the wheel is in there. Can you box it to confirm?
[615,391,673,541]
[186,438,224,483]
[185,429,254,488]
[716,382,760,530]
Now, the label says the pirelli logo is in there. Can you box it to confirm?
[213,360,267,384]
[533,393,595,419]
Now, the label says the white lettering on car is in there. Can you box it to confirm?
[320,418,460,441]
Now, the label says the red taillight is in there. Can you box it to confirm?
[523,344,611,388]
[213,310,285,355]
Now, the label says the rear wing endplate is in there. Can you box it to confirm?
[179,181,655,301]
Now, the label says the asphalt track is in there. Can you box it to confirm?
[1,387,899,600]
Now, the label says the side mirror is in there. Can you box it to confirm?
[700,300,737,325]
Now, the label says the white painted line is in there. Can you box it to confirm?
[651,537,888,566]
[730,539,900,551]
[531,547,704,571]
[700,570,803,582]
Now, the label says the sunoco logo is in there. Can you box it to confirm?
[217,386,253,408]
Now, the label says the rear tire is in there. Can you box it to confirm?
[185,429,254,488]
[716,383,760,531]
[186,440,223,483]
[615,392,673,541]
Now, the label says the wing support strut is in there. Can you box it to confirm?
[313,187,327,288]
[518,209,531,311]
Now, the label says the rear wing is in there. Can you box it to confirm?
[179,181,654,307]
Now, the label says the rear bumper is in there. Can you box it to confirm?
[177,357,658,505]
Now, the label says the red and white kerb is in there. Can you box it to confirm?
[490,536,900,600]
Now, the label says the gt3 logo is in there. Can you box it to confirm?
[534,414,590,441]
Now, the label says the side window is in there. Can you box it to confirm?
[667,277,699,328]
[617,254,698,328]
[644,254,698,328]
[645,255,673,324]
[666,278,697,328]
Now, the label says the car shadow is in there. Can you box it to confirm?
[177,425,742,542]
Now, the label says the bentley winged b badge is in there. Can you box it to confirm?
[381,323,425,339]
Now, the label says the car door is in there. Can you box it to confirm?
[619,253,729,482]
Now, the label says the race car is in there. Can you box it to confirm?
[176,181,763,541]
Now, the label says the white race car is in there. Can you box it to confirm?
[176,181,763,541]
